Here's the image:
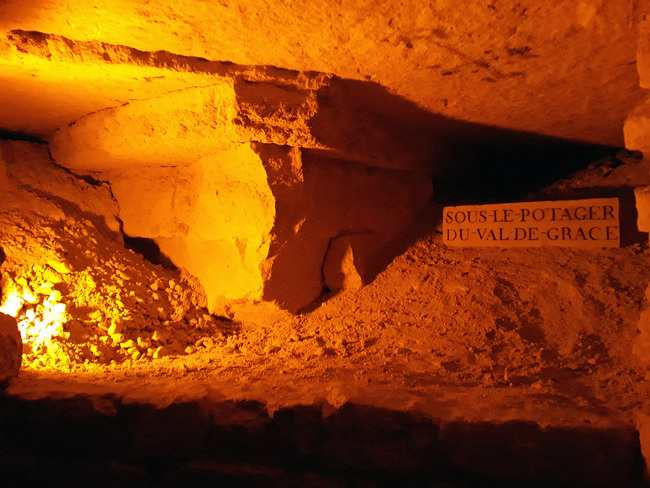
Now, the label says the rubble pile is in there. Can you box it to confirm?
[0,210,231,371]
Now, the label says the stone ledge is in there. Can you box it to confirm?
[0,382,644,488]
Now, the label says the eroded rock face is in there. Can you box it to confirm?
[261,151,432,312]
[0,312,22,383]
[624,98,650,157]
[109,145,276,313]
[49,74,434,314]
[0,140,121,238]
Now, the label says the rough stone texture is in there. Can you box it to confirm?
[624,98,650,157]
[636,186,650,233]
[49,83,241,172]
[261,151,433,312]
[107,145,276,314]
[0,312,21,383]
[49,74,437,174]
[0,140,121,238]
[322,237,363,294]
[635,295,650,363]
[638,13,650,90]
[0,0,645,146]
[47,78,434,313]
[8,1,644,313]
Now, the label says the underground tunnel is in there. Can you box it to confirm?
[1,1,650,487]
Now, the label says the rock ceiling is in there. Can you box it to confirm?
[0,0,647,146]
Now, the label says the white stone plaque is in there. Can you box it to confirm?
[443,198,619,247]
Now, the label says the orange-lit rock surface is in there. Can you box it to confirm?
[1,0,646,316]
[1,2,650,484]
[0,313,21,383]
[1,148,649,485]
[0,0,646,145]
[1,140,648,401]
[46,74,435,313]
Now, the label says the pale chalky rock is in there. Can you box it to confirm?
[635,186,650,233]
[624,99,650,157]
[0,312,22,384]
[323,237,363,293]
[638,16,650,90]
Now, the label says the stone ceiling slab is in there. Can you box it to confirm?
[0,0,646,145]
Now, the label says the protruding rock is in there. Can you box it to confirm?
[47,77,434,314]
[624,98,650,157]
[323,237,363,293]
[638,15,650,89]
[261,151,433,312]
[635,186,650,233]
[0,312,22,384]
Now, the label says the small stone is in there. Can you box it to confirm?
[152,292,160,301]
[111,333,126,344]
[196,337,214,349]
[108,320,123,335]
[169,280,176,289]
[150,281,159,291]
[132,351,142,360]
[153,345,169,359]
[152,329,170,343]
[49,290,63,302]
[48,260,71,275]
[1,295,23,316]
[0,313,22,383]
[49,303,66,314]
[120,339,137,349]
[184,345,195,354]
[137,336,152,350]
[23,291,39,304]
[35,283,54,294]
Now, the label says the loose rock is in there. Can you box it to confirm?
[0,312,22,384]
